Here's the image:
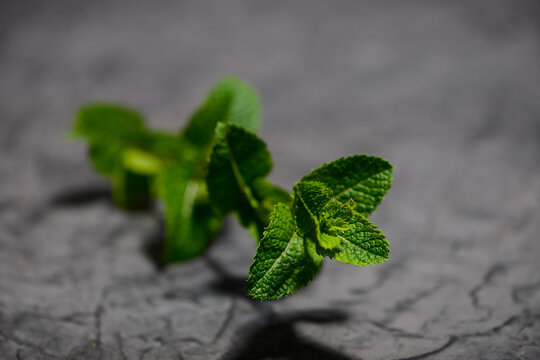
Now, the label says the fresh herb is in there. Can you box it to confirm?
[72,76,393,300]
[248,156,392,300]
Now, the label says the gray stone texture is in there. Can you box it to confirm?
[1,0,540,359]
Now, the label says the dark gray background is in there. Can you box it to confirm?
[1,1,540,359]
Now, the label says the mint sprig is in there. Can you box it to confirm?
[72,76,393,300]
[246,155,392,300]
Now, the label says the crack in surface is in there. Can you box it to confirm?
[368,310,538,359]
[397,336,457,360]
[350,259,407,295]
[0,330,57,359]
[380,281,449,325]
[459,312,540,339]
[467,263,507,322]
[211,298,237,345]
[10,311,94,328]
[512,281,540,305]
[94,304,104,347]
[116,332,128,360]
[178,337,205,346]
[367,320,438,340]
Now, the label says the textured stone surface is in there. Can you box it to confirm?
[1,1,540,359]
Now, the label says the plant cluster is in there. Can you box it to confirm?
[72,77,393,300]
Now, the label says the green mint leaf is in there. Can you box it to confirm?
[88,140,124,177]
[319,199,355,233]
[123,148,163,175]
[73,104,147,144]
[318,212,390,266]
[301,155,393,217]
[247,203,323,301]
[207,123,273,239]
[317,199,355,249]
[73,104,158,210]
[181,76,261,152]
[157,163,223,262]
[140,131,185,163]
[111,166,152,210]
[90,136,178,211]
[319,233,341,249]
[292,181,333,237]
[252,178,292,219]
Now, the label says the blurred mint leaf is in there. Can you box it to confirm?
[181,76,261,153]
[252,178,291,219]
[73,104,147,144]
[88,140,124,177]
[247,203,322,301]
[111,166,152,210]
[301,155,393,217]
[74,105,154,210]
[140,131,185,163]
[122,148,163,175]
[157,77,261,262]
[207,123,273,240]
[156,162,223,263]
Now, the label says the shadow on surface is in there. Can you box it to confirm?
[50,184,153,211]
[51,185,170,271]
[142,218,166,271]
[204,253,248,297]
[222,308,352,360]
[49,185,112,207]
[142,217,233,272]
[205,247,353,359]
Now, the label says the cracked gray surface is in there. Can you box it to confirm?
[1,0,540,359]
